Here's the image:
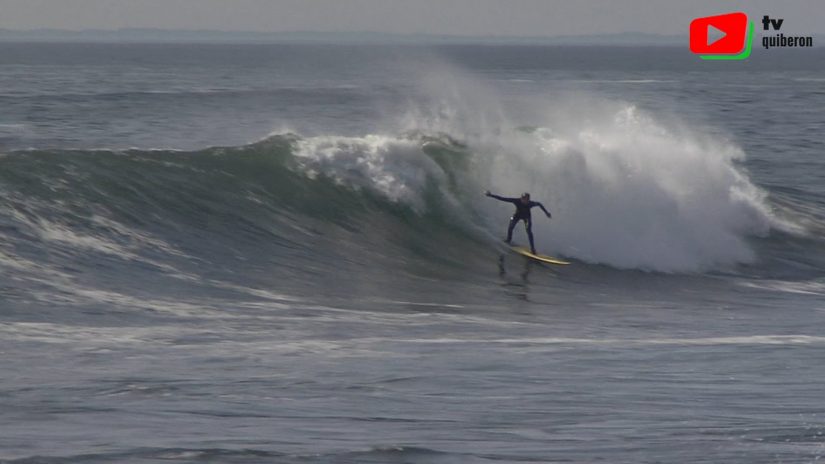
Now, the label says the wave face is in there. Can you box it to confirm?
[0,102,809,279]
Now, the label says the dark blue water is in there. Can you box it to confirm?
[1,42,825,463]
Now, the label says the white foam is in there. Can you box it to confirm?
[475,102,786,271]
[2,205,196,279]
[739,279,825,296]
[292,134,448,211]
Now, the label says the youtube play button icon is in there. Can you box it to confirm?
[690,12,749,55]
[707,24,727,47]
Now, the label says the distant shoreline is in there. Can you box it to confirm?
[0,28,689,46]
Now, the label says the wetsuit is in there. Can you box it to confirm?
[488,194,551,254]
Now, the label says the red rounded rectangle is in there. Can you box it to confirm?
[690,12,748,54]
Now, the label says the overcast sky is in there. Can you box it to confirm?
[0,0,822,36]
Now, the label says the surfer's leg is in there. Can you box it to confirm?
[525,219,535,254]
[505,216,518,243]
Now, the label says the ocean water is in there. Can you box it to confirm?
[1,42,825,463]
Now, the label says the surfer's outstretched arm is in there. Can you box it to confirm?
[485,191,518,203]
[535,202,552,218]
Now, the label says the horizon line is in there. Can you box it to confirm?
[0,28,689,43]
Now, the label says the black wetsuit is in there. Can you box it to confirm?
[488,194,551,254]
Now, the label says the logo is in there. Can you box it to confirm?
[690,12,753,60]
[690,13,814,60]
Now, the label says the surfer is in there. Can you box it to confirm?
[485,191,551,254]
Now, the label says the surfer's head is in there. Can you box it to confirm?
[520,192,530,203]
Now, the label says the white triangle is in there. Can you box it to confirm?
[707,24,726,46]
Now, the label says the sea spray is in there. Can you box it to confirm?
[473,102,778,271]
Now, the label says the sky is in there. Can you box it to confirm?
[0,0,823,37]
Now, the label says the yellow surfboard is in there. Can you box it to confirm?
[512,246,571,265]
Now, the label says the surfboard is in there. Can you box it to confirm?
[511,246,571,265]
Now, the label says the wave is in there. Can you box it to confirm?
[0,104,818,279]
[563,79,678,84]
[2,445,451,464]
